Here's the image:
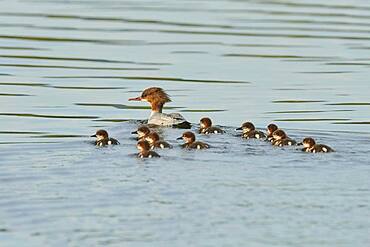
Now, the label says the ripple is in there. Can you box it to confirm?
[180,109,226,112]
[0,141,59,145]
[275,118,351,122]
[0,55,167,66]
[46,76,249,84]
[75,103,184,110]
[93,119,130,122]
[325,62,370,66]
[333,121,370,125]
[0,93,32,96]
[0,131,47,135]
[224,54,339,60]
[297,71,354,74]
[0,46,45,50]
[52,86,127,90]
[326,102,370,106]
[0,113,99,119]
[0,82,48,87]
[254,1,370,12]
[238,17,370,28]
[161,29,370,41]
[0,63,158,71]
[272,100,327,103]
[265,110,354,114]
[0,12,234,29]
[33,134,86,138]
[0,34,143,45]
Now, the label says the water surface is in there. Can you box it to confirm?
[0,0,369,246]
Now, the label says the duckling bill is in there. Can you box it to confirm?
[91,129,119,146]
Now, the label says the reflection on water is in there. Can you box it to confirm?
[0,0,370,246]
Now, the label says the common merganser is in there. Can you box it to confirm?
[271,129,296,146]
[145,132,172,149]
[298,137,334,153]
[129,87,191,128]
[131,125,151,141]
[236,122,266,139]
[91,129,119,146]
[177,131,209,149]
[199,117,224,134]
[137,140,160,158]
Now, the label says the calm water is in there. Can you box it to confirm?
[0,0,370,246]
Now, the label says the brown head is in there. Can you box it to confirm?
[91,129,109,141]
[145,132,160,145]
[302,137,316,148]
[267,123,278,135]
[272,129,287,140]
[236,122,255,133]
[200,117,212,129]
[137,140,151,152]
[177,131,196,144]
[131,126,151,138]
[128,87,171,113]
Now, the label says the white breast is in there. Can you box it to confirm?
[148,112,187,126]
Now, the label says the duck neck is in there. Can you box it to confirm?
[150,101,164,113]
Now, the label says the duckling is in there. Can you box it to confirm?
[131,125,151,141]
[145,132,172,149]
[271,129,296,146]
[236,121,266,139]
[177,131,209,149]
[136,140,160,158]
[299,137,334,153]
[266,123,278,142]
[91,129,119,147]
[198,117,224,134]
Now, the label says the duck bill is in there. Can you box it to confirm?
[297,142,303,146]
[128,96,142,101]
[176,137,183,140]
[236,127,242,130]
[90,134,96,137]
[131,131,138,134]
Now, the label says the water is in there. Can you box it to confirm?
[0,0,370,246]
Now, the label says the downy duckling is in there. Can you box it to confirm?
[177,131,209,149]
[137,140,160,158]
[145,132,172,149]
[299,137,334,153]
[236,122,266,139]
[199,117,224,134]
[91,129,119,147]
[266,123,278,142]
[271,129,296,146]
[131,125,151,141]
